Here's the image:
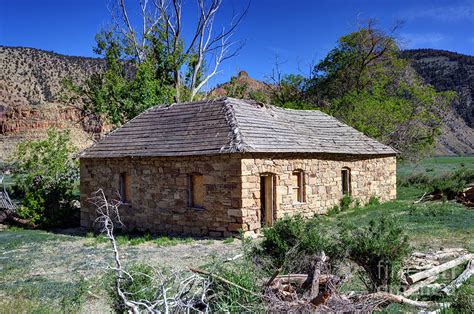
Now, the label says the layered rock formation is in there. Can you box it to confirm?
[0,46,106,161]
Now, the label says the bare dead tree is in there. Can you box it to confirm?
[91,189,210,313]
[107,0,249,102]
[108,0,163,63]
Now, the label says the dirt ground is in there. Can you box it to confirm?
[0,228,242,312]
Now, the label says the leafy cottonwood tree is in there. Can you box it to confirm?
[11,129,79,226]
[305,20,454,160]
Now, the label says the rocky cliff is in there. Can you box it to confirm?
[0,46,106,161]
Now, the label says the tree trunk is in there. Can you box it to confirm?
[440,259,474,296]
[407,254,473,284]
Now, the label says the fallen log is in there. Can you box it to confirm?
[273,274,330,287]
[309,252,327,301]
[402,276,438,297]
[440,259,474,296]
[0,209,36,228]
[407,254,473,285]
[365,292,437,309]
[425,283,444,291]
[411,248,466,261]
[406,263,438,271]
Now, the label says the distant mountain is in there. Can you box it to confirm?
[1,46,472,160]
[400,49,474,127]
[400,49,474,155]
[0,46,106,160]
[210,70,270,99]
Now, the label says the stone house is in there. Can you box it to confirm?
[80,98,397,236]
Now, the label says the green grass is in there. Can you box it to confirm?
[397,156,474,178]
[329,195,473,251]
[153,235,193,246]
[84,232,193,247]
[223,237,235,244]
[0,227,75,250]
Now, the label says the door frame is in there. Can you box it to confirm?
[260,173,276,227]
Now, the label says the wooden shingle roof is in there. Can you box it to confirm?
[80,98,396,158]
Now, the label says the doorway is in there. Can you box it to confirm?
[260,174,275,227]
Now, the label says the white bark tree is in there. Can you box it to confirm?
[107,0,249,102]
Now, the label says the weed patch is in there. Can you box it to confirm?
[154,235,193,246]
[223,237,235,244]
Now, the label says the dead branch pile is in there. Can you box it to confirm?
[402,248,473,298]
[92,189,210,313]
[256,253,440,312]
[243,248,473,312]
[458,184,474,207]
[415,183,474,207]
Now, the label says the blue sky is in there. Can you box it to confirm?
[1,0,473,87]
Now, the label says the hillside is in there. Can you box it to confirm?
[400,49,474,127]
[1,46,473,160]
[400,49,474,155]
[0,46,106,160]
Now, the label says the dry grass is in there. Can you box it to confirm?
[0,228,241,312]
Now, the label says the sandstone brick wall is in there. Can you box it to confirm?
[240,154,396,232]
[80,153,396,236]
[80,155,243,237]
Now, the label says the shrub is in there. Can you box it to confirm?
[354,199,361,209]
[399,168,474,199]
[341,217,411,292]
[257,215,345,273]
[207,259,264,312]
[327,205,340,216]
[340,194,352,211]
[430,168,474,199]
[260,215,304,264]
[11,129,79,227]
[367,195,380,206]
[450,280,474,312]
[399,173,431,187]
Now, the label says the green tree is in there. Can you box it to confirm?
[11,129,79,227]
[65,0,247,127]
[270,74,312,109]
[64,30,176,126]
[307,21,454,160]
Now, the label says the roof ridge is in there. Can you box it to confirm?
[220,98,251,153]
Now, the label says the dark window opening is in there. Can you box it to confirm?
[341,168,351,195]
